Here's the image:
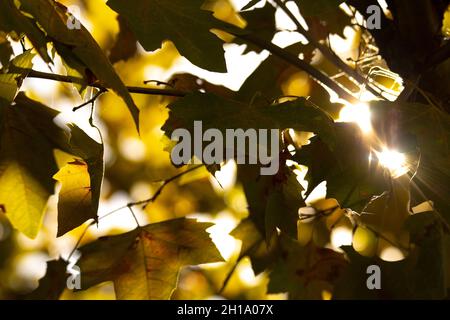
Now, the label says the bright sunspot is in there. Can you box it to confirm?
[331,226,353,248]
[375,148,408,178]
[338,103,372,134]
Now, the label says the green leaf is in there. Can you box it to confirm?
[0,94,59,238]
[357,175,411,249]
[294,0,349,38]
[19,0,140,130]
[239,164,304,242]
[14,94,70,152]
[0,33,13,67]
[0,50,35,106]
[0,0,52,64]
[293,122,388,210]
[236,43,314,104]
[109,15,138,65]
[234,41,342,117]
[77,218,223,299]
[0,93,104,238]
[66,125,104,213]
[236,3,277,54]
[230,218,262,258]
[267,235,347,299]
[230,218,277,275]
[334,211,450,299]
[163,92,336,149]
[107,0,227,72]
[56,44,89,97]
[23,259,68,300]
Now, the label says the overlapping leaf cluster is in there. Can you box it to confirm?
[0,0,449,300]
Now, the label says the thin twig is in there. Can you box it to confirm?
[232,31,360,104]
[131,164,204,209]
[72,88,106,112]
[27,70,188,97]
[66,165,205,257]
[67,220,95,261]
[67,88,106,261]
[127,205,141,227]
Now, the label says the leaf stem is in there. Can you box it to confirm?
[127,205,141,227]
[72,88,106,112]
[131,164,204,209]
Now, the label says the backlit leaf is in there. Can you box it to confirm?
[163,92,336,150]
[236,3,277,54]
[293,122,388,210]
[0,33,13,67]
[77,218,223,299]
[0,0,52,63]
[53,124,103,236]
[0,93,104,238]
[53,160,96,237]
[109,15,138,65]
[0,94,60,238]
[19,0,140,130]
[24,259,68,300]
[294,0,349,38]
[357,175,411,249]
[268,235,347,299]
[0,50,34,106]
[107,0,227,72]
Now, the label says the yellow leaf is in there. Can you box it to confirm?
[53,159,96,236]
[352,226,378,257]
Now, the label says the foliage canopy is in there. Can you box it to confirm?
[0,0,449,300]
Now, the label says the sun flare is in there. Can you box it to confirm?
[375,148,408,178]
[338,103,372,134]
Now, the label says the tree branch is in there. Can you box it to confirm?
[72,88,106,111]
[27,70,188,97]
[20,2,395,108]
[130,164,204,209]
[424,41,450,70]
[30,41,359,104]
[233,31,360,104]
[67,164,204,258]
[28,22,365,105]
[272,0,385,100]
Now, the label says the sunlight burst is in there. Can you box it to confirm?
[338,103,372,134]
[330,226,353,248]
[375,148,408,178]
